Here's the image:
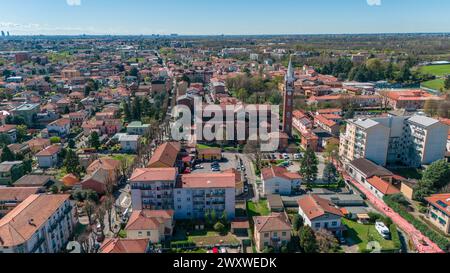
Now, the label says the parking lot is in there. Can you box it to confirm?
[190,153,241,174]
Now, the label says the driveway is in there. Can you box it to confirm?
[342,171,443,253]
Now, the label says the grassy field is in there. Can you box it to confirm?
[419,64,450,76]
[342,219,399,253]
[422,78,445,91]
[247,200,270,217]
[171,229,239,246]
[110,154,136,165]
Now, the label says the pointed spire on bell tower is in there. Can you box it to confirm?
[285,55,295,83]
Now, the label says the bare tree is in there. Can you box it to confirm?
[96,205,106,239]
[84,200,96,226]
[103,195,115,232]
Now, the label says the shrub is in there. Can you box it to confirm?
[390,224,402,250]
[214,222,226,234]
[118,230,127,238]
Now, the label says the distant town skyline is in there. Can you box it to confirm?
[0,0,449,35]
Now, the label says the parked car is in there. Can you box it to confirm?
[283,153,290,160]
[184,168,192,174]
[195,164,204,169]
[375,221,390,239]
[294,153,302,160]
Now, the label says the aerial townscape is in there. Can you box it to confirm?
[0,0,450,257]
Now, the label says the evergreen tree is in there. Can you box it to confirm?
[299,148,319,187]
[299,226,318,253]
[123,101,132,122]
[89,131,100,150]
[132,97,142,120]
[444,76,450,90]
[64,149,81,176]
[323,162,338,185]
[1,145,15,162]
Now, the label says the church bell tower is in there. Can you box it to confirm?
[282,57,295,137]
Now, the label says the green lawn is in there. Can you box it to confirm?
[171,229,239,246]
[342,219,399,253]
[422,78,445,91]
[247,200,270,218]
[109,154,136,165]
[196,144,220,150]
[419,64,450,77]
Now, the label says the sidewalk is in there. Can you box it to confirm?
[343,172,443,253]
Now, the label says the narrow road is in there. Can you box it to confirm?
[342,172,443,253]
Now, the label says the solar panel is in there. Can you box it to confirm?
[437,200,448,208]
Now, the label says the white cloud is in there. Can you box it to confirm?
[66,0,81,6]
[367,0,382,6]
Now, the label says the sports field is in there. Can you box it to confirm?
[421,78,445,91]
[419,64,450,76]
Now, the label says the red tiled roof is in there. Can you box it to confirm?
[36,145,60,156]
[99,238,149,253]
[129,168,177,182]
[425,194,450,217]
[181,173,235,188]
[367,176,400,195]
[253,212,291,233]
[148,142,180,168]
[261,166,301,181]
[297,194,343,220]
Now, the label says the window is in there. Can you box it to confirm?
[315,223,321,228]
[332,221,337,227]
[282,232,286,237]
[273,232,278,237]
[264,233,269,238]
[138,231,143,237]
[147,231,151,236]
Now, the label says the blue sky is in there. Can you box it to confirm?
[0,0,449,35]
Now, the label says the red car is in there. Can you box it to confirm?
[183,168,192,174]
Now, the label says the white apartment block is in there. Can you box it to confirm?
[0,194,74,253]
[340,115,448,167]
[174,173,236,220]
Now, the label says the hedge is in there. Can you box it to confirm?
[389,224,402,250]
[384,196,450,252]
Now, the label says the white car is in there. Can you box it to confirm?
[283,153,290,160]
[375,221,390,239]
[294,153,302,160]
[195,164,204,169]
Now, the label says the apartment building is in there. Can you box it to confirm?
[174,173,236,220]
[339,118,390,166]
[0,194,74,253]
[261,166,302,196]
[340,115,448,167]
[130,168,178,210]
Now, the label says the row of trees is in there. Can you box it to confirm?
[122,92,167,123]
[423,96,450,119]
[318,57,425,84]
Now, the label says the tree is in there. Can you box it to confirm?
[89,131,100,150]
[323,163,338,185]
[103,196,115,232]
[414,160,450,202]
[68,138,76,149]
[23,159,32,173]
[292,214,303,231]
[129,67,139,77]
[132,97,142,120]
[315,229,339,253]
[220,210,228,225]
[299,148,318,187]
[96,205,106,238]
[84,200,96,225]
[424,99,439,117]
[123,101,132,122]
[50,136,61,144]
[0,134,11,147]
[324,142,339,161]
[16,125,28,142]
[213,222,226,234]
[445,76,450,90]
[1,145,15,162]
[299,226,318,253]
[64,149,81,176]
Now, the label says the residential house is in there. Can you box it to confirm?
[35,145,61,168]
[298,194,344,235]
[0,124,17,143]
[127,121,150,136]
[0,161,24,185]
[125,210,174,243]
[47,118,71,137]
[0,194,74,253]
[148,142,181,168]
[253,212,291,252]
[26,138,51,155]
[13,175,56,191]
[261,166,302,196]
[118,134,140,153]
[0,187,40,217]
[99,238,150,253]
[425,194,450,235]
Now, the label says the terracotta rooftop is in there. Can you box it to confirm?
[253,212,291,233]
[129,168,177,182]
[181,173,236,189]
[148,142,181,168]
[99,238,149,253]
[297,194,343,220]
[261,166,301,181]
